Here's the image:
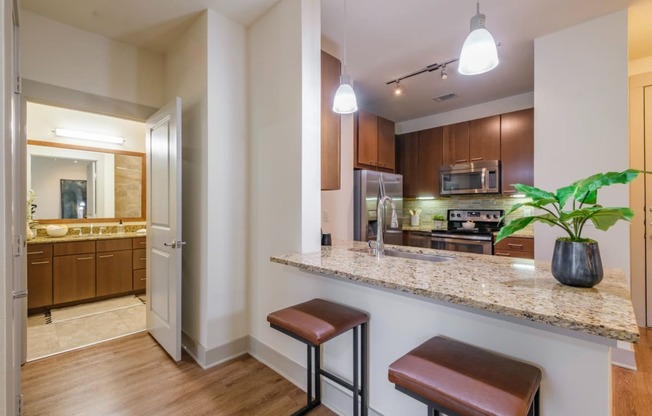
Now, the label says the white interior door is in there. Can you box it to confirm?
[146,97,183,361]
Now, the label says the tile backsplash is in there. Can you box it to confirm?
[402,194,533,231]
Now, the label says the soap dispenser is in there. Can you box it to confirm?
[117,219,125,235]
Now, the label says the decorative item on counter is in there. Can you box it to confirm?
[46,224,69,237]
[390,202,399,228]
[461,221,475,230]
[432,214,446,230]
[26,189,38,239]
[117,219,125,235]
[409,209,422,226]
[495,169,647,288]
[321,233,332,246]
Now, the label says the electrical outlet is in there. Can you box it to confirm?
[322,209,330,223]
[523,209,533,217]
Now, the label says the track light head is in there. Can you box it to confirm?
[394,81,405,96]
[441,66,448,80]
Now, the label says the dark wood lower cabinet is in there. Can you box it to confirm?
[133,269,147,291]
[53,253,96,304]
[27,255,53,309]
[96,250,133,296]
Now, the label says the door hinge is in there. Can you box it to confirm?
[17,394,23,416]
[13,234,24,257]
[12,289,28,299]
[14,74,21,94]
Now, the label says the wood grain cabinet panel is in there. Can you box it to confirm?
[357,109,379,167]
[469,115,501,162]
[443,122,470,165]
[501,108,534,194]
[133,269,147,291]
[97,238,132,252]
[494,237,534,259]
[321,50,341,190]
[377,116,395,170]
[53,253,96,304]
[416,127,443,197]
[53,240,95,256]
[396,132,419,197]
[132,237,147,249]
[27,244,53,309]
[133,249,147,270]
[96,250,133,296]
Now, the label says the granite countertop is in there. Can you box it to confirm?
[28,231,146,244]
[271,241,639,343]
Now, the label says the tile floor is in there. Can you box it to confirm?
[27,295,146,361]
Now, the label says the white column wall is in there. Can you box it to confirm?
[165,13,209,351]
[534,11,629,276]
[248,0,322,374]
[204,9,249,351]
[20,10,164,109]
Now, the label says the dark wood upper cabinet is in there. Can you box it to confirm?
[357,109,379,167]
[321,51,341,190]
[355,109,395,172]
[442,122,470,165]
[417,127,443,197]
[469,115,501,162]
[396,132,419,197]
[501,108,534,194]
[377,116,396,170]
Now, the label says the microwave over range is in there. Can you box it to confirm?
[440,160,500,195]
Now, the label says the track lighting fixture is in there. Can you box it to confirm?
[458,1,499,75]
[386,58,457,92]
[394,81,405,96]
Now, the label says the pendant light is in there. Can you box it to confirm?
[458,1,499,76]
[333,0,358,114]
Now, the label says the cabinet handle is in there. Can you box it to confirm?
[139,278,146,281]
[495,251,511,256]
[31,260,50,265]
[139,241,146,245]
[507,243,524,248]
[455,159,467,163]
[28,251,44,255]
[140,258,146,261]
[77,256,93,261]
[470,157,483,161]
[99,254,114,258]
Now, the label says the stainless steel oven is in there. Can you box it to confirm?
[430,209,504,255]
[440,160,500,195]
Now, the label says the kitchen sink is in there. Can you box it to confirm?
[383,249,452,263]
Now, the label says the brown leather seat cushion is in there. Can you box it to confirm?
[388,337,542,416]
[267,299,368,346]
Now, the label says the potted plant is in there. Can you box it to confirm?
[495,169,641,288]
[432,214,446,230]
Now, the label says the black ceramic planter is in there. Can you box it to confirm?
[551,240,603,288]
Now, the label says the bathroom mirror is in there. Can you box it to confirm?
[28,140,146,224]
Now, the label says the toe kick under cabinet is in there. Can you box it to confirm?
[28,236,146,312]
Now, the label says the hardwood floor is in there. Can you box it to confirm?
[21,327,652,415]
[613,327,652,416]
[21,333,335,416]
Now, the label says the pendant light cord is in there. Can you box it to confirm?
[342,0,348,74]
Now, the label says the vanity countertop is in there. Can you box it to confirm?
[271,241,638,344]
[27,231,146,244]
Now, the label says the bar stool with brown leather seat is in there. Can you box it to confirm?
[267,298,369,416]
[388,336,542,416]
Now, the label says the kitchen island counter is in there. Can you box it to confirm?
[271,241,638,344]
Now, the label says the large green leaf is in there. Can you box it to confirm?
[573,169,639,201]
[494,216,536,243]
[586,207,634,231]
[512,184,557,202]
[556,184,576,209]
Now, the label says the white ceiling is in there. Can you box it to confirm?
[21,0,652,123]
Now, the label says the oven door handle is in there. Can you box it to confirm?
[430,235,492,243]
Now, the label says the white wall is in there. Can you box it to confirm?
[248,0,321,379]
[534,11,629,276]
[204,9,249,353]
[20,10,165,108]
[165,12,209,356]
[396,92,534,134]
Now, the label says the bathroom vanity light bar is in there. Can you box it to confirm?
[55,128,125,145]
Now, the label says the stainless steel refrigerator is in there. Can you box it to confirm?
[354,170,403,244]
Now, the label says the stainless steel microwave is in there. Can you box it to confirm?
[440,160,500,195]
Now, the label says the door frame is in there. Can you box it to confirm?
[629,71,652,327]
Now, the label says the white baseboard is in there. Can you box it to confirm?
[181,331,249,369]
[249,336,383,416]
[611,341,636,370]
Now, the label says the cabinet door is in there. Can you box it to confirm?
[96,250,133,296]
[357,109,378,167]
[133,249,147,270]
[396,132,419,198]
[321,51,341,190]
[27,256,52,309]
[53,253,96,304]
[443,122,469,165]
[417,127,443,197]
[501,109,534,194]
[133,269,147,291]
[407,232,431,248]
[377,116,395,171]
[469,115,500,162]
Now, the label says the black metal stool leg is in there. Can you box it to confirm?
[353,326,359,416]
[361,322,368,416]
[315,345,322,403]
[306,345,312,406]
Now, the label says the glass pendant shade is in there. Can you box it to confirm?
[458,27,499,75]
[333,75,358,114]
